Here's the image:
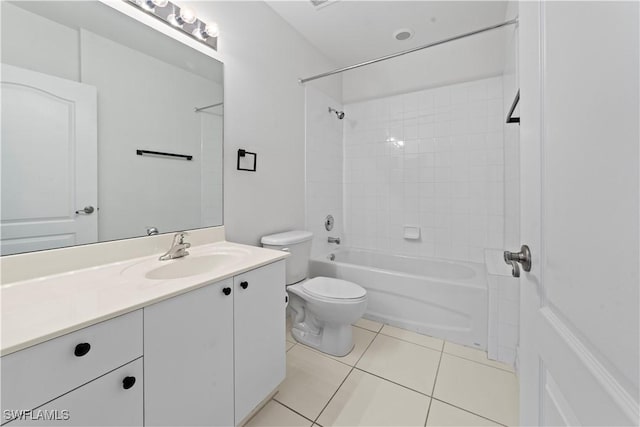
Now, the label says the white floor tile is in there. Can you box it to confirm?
[245,400,312,427]
[317,369,430,427]
[356,334,441,395]
[426,400,500,426]
[380,325,444,351]
[353,317,383,333]
[444,341,515,372]
[275,346,352,420]
[434,354,519,426]
[286,341,296,351]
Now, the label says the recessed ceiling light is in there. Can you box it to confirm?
[393,28,414,41]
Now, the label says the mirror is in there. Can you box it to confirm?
[1,1,223,256]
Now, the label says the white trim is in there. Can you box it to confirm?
[97,0,223,63]
[541,308,640,424]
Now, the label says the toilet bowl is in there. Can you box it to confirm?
[261,230,367,357]
[288,277,367,356]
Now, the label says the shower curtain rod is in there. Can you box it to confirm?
[298,17,518,84]
[194,102,224,112]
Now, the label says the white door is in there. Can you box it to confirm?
[518,2,639,425]
[1,64,97,255]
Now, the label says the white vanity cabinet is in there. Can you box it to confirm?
[1,310,143,426]
[143,260,287,426]
[1,259,286,427]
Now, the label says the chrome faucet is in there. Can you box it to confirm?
[159,232,191,261]
[328,236,341,244]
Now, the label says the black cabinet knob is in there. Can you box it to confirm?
[240,281,248,290]
[74,343,91,357]
[122,376,136,390]
[222,287,231,296]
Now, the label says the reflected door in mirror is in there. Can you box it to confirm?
[1,64,97,255]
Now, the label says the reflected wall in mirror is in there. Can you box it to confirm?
[1,1,223,256]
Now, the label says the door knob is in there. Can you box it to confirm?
[504,245,532,278]
[75,206,95,215]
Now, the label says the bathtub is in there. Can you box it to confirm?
[309,248,488,350]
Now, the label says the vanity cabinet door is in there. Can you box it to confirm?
[9,358,143,426]
[233,261,286,424]
[143,279,234,427]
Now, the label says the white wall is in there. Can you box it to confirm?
[342,28,507,104]
[183,1,341,246]
[343,77,504,263]
[490,0,520,366]
[0,2,79,82]
[502,4,520,251]
[304,87,343,257]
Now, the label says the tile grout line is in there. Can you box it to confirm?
[352,366,433,398]
[424,341,445,426]
[312,365,356,425]
[374,324,445,352]
[270,399,317,426]
[311,323,383,425]
[443,351,516,374]
[430,397,509,427]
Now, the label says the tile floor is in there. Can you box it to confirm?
[246,318,519,427]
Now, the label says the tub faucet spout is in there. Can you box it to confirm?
[328,236,341,244]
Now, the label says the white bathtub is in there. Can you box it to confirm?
[309,248,488,350]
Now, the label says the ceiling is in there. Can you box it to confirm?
[266,1,509,68]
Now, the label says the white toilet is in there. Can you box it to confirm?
[261,230,367,357]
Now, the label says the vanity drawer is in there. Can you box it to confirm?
[1,310,143,420]
[7,358,144,426]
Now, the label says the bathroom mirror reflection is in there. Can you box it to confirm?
[0,1,224,256]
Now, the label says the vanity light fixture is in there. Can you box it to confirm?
[127,0,218,50]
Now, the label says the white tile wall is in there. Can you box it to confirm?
[494,6,521,367]
[343,77,505,263]
[485,250,520,367]
[305,87,344,257]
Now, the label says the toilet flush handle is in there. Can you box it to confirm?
[281,247,290,252]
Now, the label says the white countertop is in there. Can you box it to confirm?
[1,241,288,356]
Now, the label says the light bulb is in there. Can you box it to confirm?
[152,0,168,6]
[192,26,207,40]
[179,7,197,24]
[204,22,219,38]
[141,0,155,11]
[167,13,182,27]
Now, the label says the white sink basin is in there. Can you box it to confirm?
[122,247,251,281]
[144,254,236,280]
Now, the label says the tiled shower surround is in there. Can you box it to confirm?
[343,77,505,263]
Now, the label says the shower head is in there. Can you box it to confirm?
[328,107,345,120]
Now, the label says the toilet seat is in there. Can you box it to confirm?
[301,277,366,300]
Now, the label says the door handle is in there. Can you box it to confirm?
[504,245,532,278]
[75,206,95,215]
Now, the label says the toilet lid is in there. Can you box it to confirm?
[302,277,366,300]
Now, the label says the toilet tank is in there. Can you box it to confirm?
[261,230,313,285]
